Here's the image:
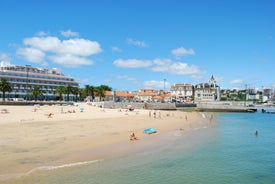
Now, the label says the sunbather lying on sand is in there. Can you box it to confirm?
[130,132,138,141]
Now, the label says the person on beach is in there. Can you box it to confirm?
[153,111,156,118]
[0,108,9,114]
[130,133,138,141]
[48,113,54,118]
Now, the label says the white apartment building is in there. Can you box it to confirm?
[0,64,79,101]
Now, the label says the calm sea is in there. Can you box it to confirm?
[5,109,275,184]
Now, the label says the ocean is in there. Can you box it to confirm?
[5,109,275,184]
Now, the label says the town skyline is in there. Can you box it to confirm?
[0,0,274,91]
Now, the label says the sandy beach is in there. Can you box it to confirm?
[0,103,212,180]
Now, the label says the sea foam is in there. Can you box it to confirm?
[0,159,103,181]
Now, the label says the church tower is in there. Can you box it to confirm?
[209,74,216,88]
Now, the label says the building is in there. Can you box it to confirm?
[170,83,194,103]
[0,64,79,101]
[246,88,260,101]
[104,91,134,102]
[194,75,220,102]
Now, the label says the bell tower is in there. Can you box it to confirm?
[209,74,216,88]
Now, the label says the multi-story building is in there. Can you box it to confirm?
[170,83,194,103]
[194,75,220,102]
[0,64,79,101]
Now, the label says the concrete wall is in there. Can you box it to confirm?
[92,102,177,110]
[196,101,251,112]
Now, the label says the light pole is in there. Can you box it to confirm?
[244,84,247,107]
[25,65,31,101]
[163,78,166,93]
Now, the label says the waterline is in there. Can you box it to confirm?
[0,159,103,182]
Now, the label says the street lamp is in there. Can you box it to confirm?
[25,65,31,101]
[163,78,166,93]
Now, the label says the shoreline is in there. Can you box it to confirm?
[0,103,213,181]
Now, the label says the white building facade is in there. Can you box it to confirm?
[170,83,194,102]
[194,75,220,102]
[0,65,79,101]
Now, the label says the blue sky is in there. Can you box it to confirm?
[0,0,274,91]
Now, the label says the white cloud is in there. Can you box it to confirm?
[230,79,244,84]
[61,30,79,37]
[117,75,136,81]
[0,53,13,67]
[111,46,122,52]
[17,47,46,64]
[0,53,10,62]
[143,80,171,90]
[126,38,148,47]
[49,54,93,68]
[36,31,48,37]
[190,74,204,82]
[17,34,102,68]
[113,58,201,75]
[113,59,152,68]
[24,36,60,52]
[151,58,200,75]
[24,37,102,56]
[215,76,224,83]
[57,38,102,56]
[172,47,195,59]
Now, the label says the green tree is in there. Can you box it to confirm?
[72,86,80,102]
[84,85,91,97]
[30,86,43,101]
[65,85,74,101]
[0,78,13,102]
[95,85,112,101]
[55,86,66,101]
[84,85,96,101]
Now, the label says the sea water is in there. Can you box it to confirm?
[5,110,275,184]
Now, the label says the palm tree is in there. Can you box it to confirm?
[95,85,112,101]
[30,86,43,101]
[84,85,91,97]
[90,85,95,100]
[0,78,13,102]
[55,86,65,101]
[72,86,80,102]
[65,85,74,101]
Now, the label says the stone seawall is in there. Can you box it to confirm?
[196,102,257,112]
[92,102,177,110]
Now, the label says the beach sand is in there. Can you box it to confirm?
[0,103,213,180]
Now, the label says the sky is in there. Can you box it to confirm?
[0,0,274,91]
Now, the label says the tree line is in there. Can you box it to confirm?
[0,77,111,102]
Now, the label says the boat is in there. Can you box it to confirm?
[143,128,157,134]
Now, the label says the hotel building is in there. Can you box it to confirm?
[0,64,79,101]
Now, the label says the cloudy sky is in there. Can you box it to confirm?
[0,0,274,91]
